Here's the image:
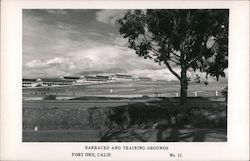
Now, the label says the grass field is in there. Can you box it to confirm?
[23,80,227,99]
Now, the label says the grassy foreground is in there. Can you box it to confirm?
[23,97,227,142]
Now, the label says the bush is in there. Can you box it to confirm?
[221,87,228,102]
[43,94,57,100]
[142,95,150,99]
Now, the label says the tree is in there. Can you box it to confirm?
[118,9,228,105]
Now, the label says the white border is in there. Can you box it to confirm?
[1,0,249,160]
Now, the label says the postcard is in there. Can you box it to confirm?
[1,0,249,160]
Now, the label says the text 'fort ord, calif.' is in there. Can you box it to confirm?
[72,145,171,158]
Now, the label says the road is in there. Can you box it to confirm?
[23,128,226,142]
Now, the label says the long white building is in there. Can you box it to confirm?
[23,74,151,87]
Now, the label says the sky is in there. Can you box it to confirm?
[23,9,227,82]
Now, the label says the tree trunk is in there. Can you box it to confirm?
[180,67,188,105]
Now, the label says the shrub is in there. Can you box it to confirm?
[221,87,228,102]
[43,94,57,100]
[142,95,150,99]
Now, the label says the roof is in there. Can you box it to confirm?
[85,76,109,81]
[63,76,80,80]
[39,78,73,82]
[139,77,151,80]
[96,75,109,79]
[115,74,132,78]
[23,78,36,82]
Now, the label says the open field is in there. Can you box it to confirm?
[23,80,227,100]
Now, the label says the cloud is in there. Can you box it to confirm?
[88,32,104,37]
[26,57,64,68]
[24,57,94,77]
[113,37,128,46]
[130,67,228,82]
[25,60,44,68]
[24,44,164,78]
[129,68,182,81]
[23,10,227,82]
[96,10,127,26]
[24,48,227,81]
[45,9,68,15]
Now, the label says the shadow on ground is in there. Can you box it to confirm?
[23,97,227,142]
[99,128,226,142]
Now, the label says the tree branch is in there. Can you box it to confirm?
[164,60,181,81]
[171,52,181,58]
[144,34,181,63]
[139,23,182,81]
[142,32,181,81]
[142,34,158,51]
[187,57,199,67]
[169,58,181,65]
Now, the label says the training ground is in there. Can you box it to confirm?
[22,80,227,142]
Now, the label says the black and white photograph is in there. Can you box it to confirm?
[1,0,249,160]
[22,9,229,142]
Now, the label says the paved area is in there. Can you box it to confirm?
[23,128,226,142]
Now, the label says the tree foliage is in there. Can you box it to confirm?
[119,9,228,79]
[118,9,228,104]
